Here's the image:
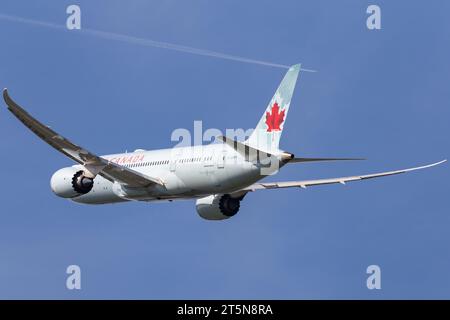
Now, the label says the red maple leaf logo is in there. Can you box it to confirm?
[265,102,285,132]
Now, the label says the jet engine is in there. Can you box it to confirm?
[50,167,94,198]
[196,194,244,220]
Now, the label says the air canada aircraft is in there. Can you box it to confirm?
[3,64,446,220]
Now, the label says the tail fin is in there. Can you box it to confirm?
[246,64,301,153]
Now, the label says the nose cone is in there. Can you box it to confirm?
[50,167,80,198]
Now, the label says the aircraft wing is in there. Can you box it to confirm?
[3,89,164,187]
[235,160,446,193]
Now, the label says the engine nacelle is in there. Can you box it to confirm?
[196,194,242,220]
[50,167,94,198]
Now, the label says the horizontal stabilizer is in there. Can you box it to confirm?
[289,157,365,163]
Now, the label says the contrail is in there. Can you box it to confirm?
[0,13,317,71]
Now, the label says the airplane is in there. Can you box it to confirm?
[3,64,446,220]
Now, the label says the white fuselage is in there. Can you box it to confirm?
[53,143,283,204]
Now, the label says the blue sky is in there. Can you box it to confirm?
[0,0,449,299]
